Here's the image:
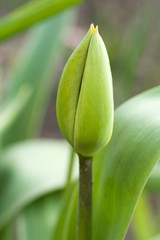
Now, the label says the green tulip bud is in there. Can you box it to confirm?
[56,24,114,157]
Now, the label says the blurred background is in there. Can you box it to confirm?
[1,0,160,139]
[0,0,160,240]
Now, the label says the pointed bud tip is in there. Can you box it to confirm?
[90,24,99,33]
[95,25,99,33]
[90,23,95,33]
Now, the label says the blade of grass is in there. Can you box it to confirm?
[2,11,72,147]
[0,0,85,42]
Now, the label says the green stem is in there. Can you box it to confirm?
[78,154,93,240]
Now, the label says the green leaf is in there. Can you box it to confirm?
[0,86,31,136]
[93,86,160,240]
[0,0,85,42]
[54,86,160,240]
[14,192,62,240]
[54,184,78,240]
[2,12,72,147]
[0,192,62,240]
[0,139,76,232]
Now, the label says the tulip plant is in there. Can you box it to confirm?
[0,1,160,240]
[57,24,113,240]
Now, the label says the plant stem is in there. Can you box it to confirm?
[78,154,93,240]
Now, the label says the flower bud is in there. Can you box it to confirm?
[56,24,114,157]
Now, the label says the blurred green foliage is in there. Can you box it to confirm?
[0,1,160,240]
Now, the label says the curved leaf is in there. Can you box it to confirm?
[94,86,160,240]
[0,139,77,231]
[0,192,62,240]
[14,192,62,240]
[54,86,160,240]
[0,0,84,42]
